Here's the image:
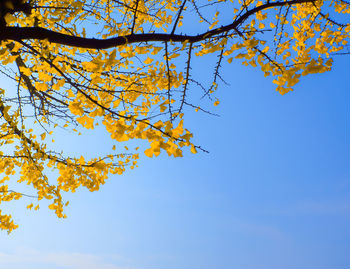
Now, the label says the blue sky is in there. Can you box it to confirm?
[1,34,350,269]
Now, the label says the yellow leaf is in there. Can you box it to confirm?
[235,53,246,59]
[40,133,46,140]
[144,57,153,64]
[69,101,84,116]
[79,156,85,165]
[19,67,31,76]
[190,146,197,154]
[76,116,94,129]
[4,14,15,24]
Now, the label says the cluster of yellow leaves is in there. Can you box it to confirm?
[0,92,138,232]
[220,0,349,94]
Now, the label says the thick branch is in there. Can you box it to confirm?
[1,0,314,49]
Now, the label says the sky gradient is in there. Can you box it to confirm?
[0,41,350,269]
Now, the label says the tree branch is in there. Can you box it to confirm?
[1,0,314,49]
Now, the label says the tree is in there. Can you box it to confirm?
[0,0,348,233]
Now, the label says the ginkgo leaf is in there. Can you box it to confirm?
[4,14,15,24]
[144,57,154,64]
[68,102,84,116]
[76,116,94,129]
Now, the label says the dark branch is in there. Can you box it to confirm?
[1,0,314,49]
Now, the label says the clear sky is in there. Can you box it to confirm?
[0,29,350,269]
